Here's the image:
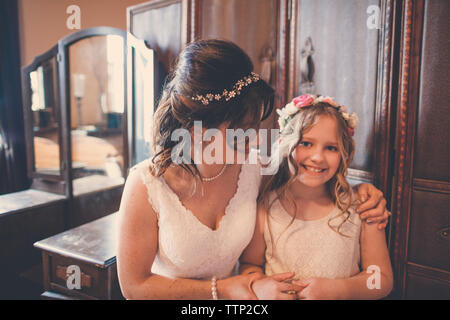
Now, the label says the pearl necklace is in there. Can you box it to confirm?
[200,164,228,182]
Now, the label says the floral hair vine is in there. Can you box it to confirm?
[277,94,359,136]
[191,72,261,105]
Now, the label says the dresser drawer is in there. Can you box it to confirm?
[408,190,450,271]
[47,253,111,299]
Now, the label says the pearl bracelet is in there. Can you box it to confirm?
[211,276,218,300]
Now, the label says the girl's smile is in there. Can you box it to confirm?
[300,164,328,174]
[290,115,341,188]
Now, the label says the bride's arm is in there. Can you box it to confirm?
[117,169,259,300]
[239,205,267,275]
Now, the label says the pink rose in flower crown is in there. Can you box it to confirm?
[293,94,315,108]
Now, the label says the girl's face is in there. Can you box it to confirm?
[290,115,341,188]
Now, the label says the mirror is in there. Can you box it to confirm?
[128,35,158,166]
[29,55,61,176]
[68,35,126,190]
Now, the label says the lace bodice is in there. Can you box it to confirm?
[133,160,262,280]
[264,195,361,281]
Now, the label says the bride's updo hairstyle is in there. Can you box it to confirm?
[150,39,274,177]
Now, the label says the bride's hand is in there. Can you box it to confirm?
[354,183,390,230]
[217,273,264,300]
[251,272,303,300]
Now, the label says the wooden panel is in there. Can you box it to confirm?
[408,190,450,272]
[200,0,279,88]
[70,186,123,228]
[0,200,66,297]
[197,0,287,132]
[413,0,450,182]
[128,0,187,73]
[406,273,450,300]
[291,0,382,174]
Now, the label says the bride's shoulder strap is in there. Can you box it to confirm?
[128,159,161,218]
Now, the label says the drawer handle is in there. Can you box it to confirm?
[56,265,92,288]
[437,227,450,242]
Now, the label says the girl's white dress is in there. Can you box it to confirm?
[132,159,261,280]
[264,194,361,281]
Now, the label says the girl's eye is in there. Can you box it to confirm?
[326,146,338,152]
[299,141,312,147]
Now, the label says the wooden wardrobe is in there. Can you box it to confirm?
[127,0,450,299]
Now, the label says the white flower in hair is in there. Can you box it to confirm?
[347,112,359,129]
[284,102,299,115]
[341,112,350,121]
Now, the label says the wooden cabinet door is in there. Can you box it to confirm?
[391,0,450,299]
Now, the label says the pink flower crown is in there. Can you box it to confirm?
[277,94,359,136]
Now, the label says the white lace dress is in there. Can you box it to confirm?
[132,160,262,280]
[264,194,361,281]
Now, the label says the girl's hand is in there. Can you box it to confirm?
[293,278,345,300]
[252,272,303,300]
[217,273,264,300]
[355,183,390,230]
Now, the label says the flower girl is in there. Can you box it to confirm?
[240,95,393,300]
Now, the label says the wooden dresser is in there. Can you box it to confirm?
[34,213,123,300]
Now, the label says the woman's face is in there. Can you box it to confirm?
[290,115,341,188]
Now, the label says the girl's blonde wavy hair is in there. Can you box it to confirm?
[258,102,357,245]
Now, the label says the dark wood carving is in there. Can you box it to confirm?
[391,0,423,298]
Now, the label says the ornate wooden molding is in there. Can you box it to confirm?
[407,262,450,284]
[276,0,290,109]
[391,0,425,298]
[189,0,202,42]
[287,0,296,102]
[374,0,395,193]
[413,179,450,194]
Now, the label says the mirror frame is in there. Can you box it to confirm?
[22,27,129,197]
[22,44,65,193]
[59,27,128,198]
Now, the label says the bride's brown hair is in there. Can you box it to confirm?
[258,103,356,240]
[150,39,274,177]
